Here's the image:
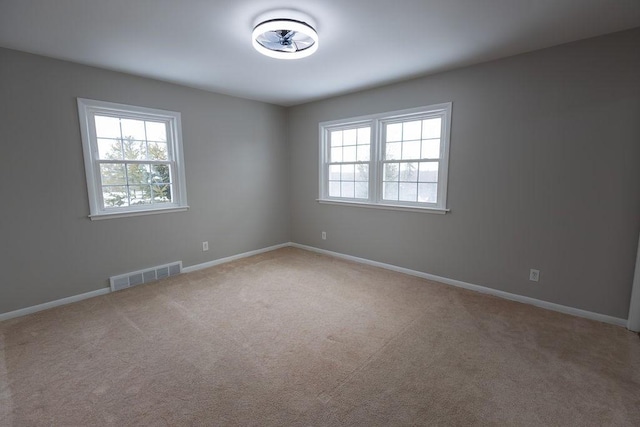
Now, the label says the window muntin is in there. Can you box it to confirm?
[95,116,173,208]
[327,125,371,200]
[77,99,188,219]
[319,104,451,212]
[381,116,443,204]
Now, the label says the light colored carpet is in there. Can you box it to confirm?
[1,247,639,426]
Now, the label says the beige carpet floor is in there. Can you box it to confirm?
[1,247,639,426]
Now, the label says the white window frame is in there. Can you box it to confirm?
[77,98,189,220]
[319,103,452,214]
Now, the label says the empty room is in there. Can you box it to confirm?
[1,1,640,425]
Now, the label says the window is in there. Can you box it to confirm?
[319,103,451,213]
[77,98,188,220]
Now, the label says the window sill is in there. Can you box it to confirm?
[89,206,189,221]
[317,199,449,214]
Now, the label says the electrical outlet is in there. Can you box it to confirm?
[529,269,540,282]
[321,231,327,240]
[202,241,209,251]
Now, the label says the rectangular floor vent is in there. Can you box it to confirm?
[109,261,182,292]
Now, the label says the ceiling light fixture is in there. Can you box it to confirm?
[252,18,318,60]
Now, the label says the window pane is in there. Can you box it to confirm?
[121,118,146,140]
[383,182,399,201]
[81,99,187,216]
[385,142,401,160]
[97,138,122,160]
[355,182,368,199]
[145,121,166,142]
[129,185,152,205]
[341,181,355,198]
[95,116,121,139]
[343,145,357,162]
[102,186,129,208]
[343,129,357,145]
[148,142,168,161]
[329,181,341,197]
[386,123,402,142]
[357,127,370,144]
[357,145,370,161]
[100,163,126,185]
[419,162,439,182]
[321,106,449,208]
[122,139,146,160]
[384,163,399,181]
[150,164,171,184]
[341,164,355,181]
[400,162,418,182]
[422,118,441,139]
[403,120,422,140]
[399,183,418,202]
[127,164,150,185]
[329,165,341,180]
[330,130,343,147]
[151,184,172,203]
[331,147,342,162]
[402,140,421,160]
[356,164,369,182]
[421,139,440,159]
[418,183,438,203]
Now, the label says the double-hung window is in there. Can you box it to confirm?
[77,98,188,220]
[319,103,452,212]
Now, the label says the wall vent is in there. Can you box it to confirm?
[109,261,182,292]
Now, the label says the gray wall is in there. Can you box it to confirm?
[2,29,639,319]
[0,48,290,314]
[289,28,640,319]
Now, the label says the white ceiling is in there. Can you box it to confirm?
[1,0,639,106]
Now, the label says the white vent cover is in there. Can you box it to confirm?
[109,261,182,292]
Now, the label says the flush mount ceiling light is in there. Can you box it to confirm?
[252,18,318,60]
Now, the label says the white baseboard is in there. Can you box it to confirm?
[181,242,291,273]
[290,243,628,328]
[0,287,111,322]
[0,242,291,322]
[1,241,627,329]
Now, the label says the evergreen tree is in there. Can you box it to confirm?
[100,136,171,207]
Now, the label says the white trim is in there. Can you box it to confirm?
[2,242,627,329]
[181,243,291,273]
[290,243,627,327]
[0,243,291,322]
[627,233,640,332]
[317,199,449,214]
[89,206,189,220]
[0,288,111,322]
[77,98,188,218]
[319,103,452,210]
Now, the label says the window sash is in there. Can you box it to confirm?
[322,121,374,202]
[78,98,188,219]
[89,113,180,212]
[95,160,175,209]
[319,104,451,211]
